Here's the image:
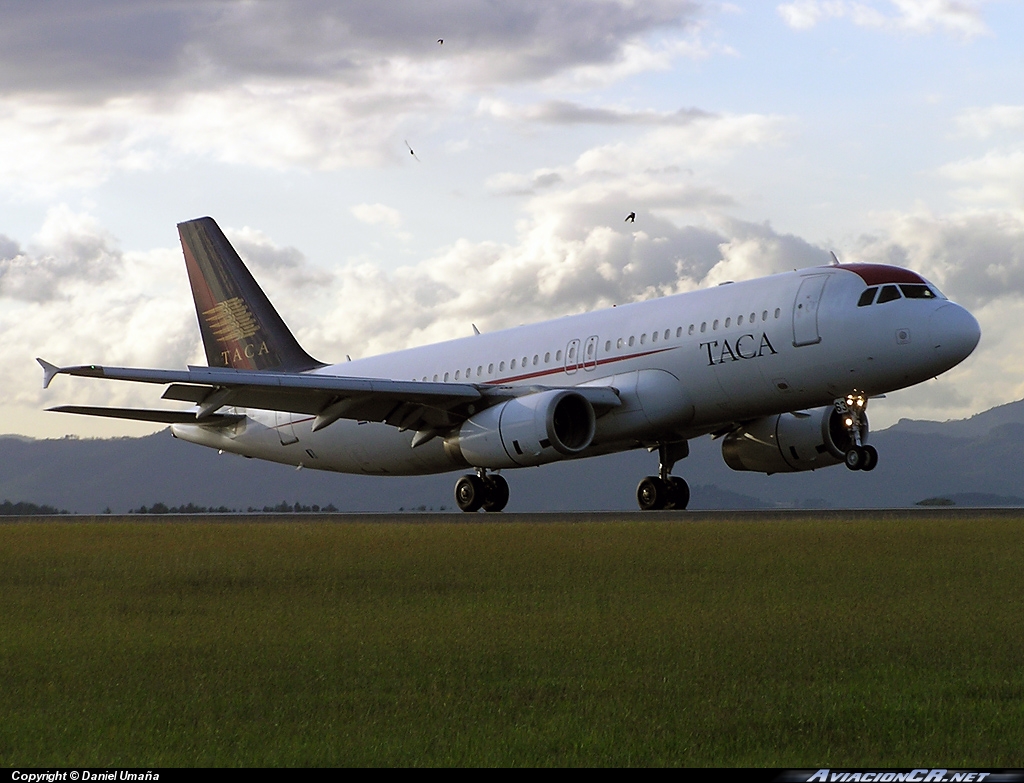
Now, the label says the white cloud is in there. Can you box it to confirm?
[777,0,990,38]
[351,203,403,228]
[952,104,1024,140]
[0,1,704,95]
[479,98,713,126]
[3,209,197,428]
[0,82,442,195]
[0,206,120,302]
[940,150,1024,208]
[0,2,711,196]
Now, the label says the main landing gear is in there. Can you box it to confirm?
[455,470,510,512]
[637,440,690,511]
[836,391,878,472]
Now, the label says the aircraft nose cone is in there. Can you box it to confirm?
[929,303,981,365]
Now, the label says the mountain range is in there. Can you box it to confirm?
[7,398,1024,513]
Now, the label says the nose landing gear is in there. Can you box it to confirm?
[637,440,690,511]
[455,470,510,512]
[836,391,877,472]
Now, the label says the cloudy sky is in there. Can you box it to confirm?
[3,0,1022,438]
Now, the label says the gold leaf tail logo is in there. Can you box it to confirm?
[203,297,260,343]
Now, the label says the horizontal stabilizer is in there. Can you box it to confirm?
[47,405,243,426]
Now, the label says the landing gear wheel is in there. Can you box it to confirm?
[844,448,863,471]
[861,445,878,472]
[455,474,485,512]
[666,476,690,510]
[637,476,668,511]
[482,475,510,512]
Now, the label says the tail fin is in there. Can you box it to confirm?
[178,217,323,372]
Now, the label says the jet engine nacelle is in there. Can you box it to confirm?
[721,405,866,474]
[448,390,596,469]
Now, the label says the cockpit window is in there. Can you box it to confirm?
[900,283,936,299]
[876,285,902,304]
[857,287,878,307]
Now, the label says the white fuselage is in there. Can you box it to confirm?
[172,266,979,475]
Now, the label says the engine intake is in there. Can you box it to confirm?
[721,406,866,474]
[449,390,596,468]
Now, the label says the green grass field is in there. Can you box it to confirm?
[1,516,1022,766]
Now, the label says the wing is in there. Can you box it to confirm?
[38,359,621,439]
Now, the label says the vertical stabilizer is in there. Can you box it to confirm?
[178,217,323,372]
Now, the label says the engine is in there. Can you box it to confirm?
[721,405,866,474]
[446,390,596,468]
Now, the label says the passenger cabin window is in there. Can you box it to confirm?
[725,317,731,328]
[900,284,936,299]
[858,287,878,307]
[877,285,901,304]
[688,325,694,335]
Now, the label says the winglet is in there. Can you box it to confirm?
[36,358,61,389]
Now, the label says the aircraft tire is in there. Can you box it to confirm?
[844,448,863,471]
[482,475,510,512]
[861,445,878,472]
[666,476,690,510]
[455,474,486,512]
[637,476,668,511]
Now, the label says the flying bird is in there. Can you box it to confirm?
[625,212,636,223]
[438,39,444,45]
[404,140,420,161]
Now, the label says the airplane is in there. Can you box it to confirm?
[38,216,981,512]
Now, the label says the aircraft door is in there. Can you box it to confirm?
[275,410,300,445]
[793,274,829,347]
[583,335,599,371]
[564,339,581,375]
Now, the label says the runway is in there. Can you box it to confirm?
[4,507,1024,523]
